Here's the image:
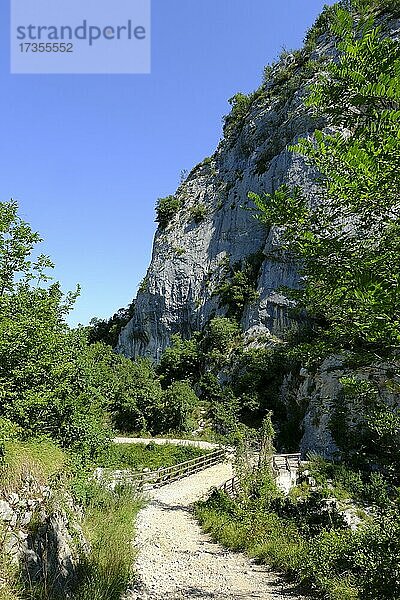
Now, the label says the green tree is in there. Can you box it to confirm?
[155,195,182,229]
[215,255,262,320]
[0,200,112,461]
[0,200,52,296]
[88,301,135,348]
[109,357,162,434]
[250,8,400,353]
[160,380,199,433]
[157,333,201,386]
[202,317,240,356]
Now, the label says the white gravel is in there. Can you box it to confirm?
[125,463,304,600]
[114,437,220,450]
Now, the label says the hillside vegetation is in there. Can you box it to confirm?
[196,2,400,599]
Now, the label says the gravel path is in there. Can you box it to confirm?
[114,437,219,450]
[126,463,304,600]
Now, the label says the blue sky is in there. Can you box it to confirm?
[0,0,335,327]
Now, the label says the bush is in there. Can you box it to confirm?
[155,195,182,229]
[215,253,263,320]
[0,438,66,494]
[195,460,400,600]
[230,347,294,436]
[223,93,252,136]
[300,529,359,599]
[157,333,201,386]
[355,509,400,600]
[109,357,162,434]
[0,418,21,460]
[189,203,207,223]
[159,380,199,433]
[308,455,394,507]
[88,301,135,347]
[96,442,209,471]
[0,525,23,600]
[202,317,240,356]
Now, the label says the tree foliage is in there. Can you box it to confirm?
[215,253,263,320]
[155,195,182,229]
[251,9,400,353]
[157,333,201,387]
[0,201,113,460]
[88,301,135,348]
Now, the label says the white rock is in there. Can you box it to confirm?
[0,500,14,522]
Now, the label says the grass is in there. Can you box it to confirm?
[0,527,23,600]
[18,482,142,600]
[0,439,67,600]
[96,441,210,471]
[195,458,400,600]
[72,482,143,600]
[194,487,361,600]
[0,438,66,494]
[306,455,392,507]
[0,439,144,600]
[1,439,210,600]
[195,491,306,573]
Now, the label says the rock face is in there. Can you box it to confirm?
[116,12,400,459]
[0,474,87,595]
[117,45,326,361]
[292,357,400,459]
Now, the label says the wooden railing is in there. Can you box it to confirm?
[271,453,301,474]
[95,448,227,491]
[142,449,226,488]
[216,453,302,500]
[218,476,240,498]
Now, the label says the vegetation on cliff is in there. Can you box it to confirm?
[196,3,400,600]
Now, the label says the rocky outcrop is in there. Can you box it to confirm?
[289,357,400,459]
[0,475,87,595]
[117,45,326,361]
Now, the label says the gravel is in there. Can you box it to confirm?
[125,463,305,600]
[114,437,220,450]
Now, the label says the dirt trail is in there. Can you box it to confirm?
[125,463,304,600]
[114,437,219,450]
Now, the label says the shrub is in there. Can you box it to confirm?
[73,482,143,600]
[216,270,259,319]
[189,203,207,223]
[300,529,359,598]
[223,93,252,135]
[0,438,66,494]
[0,418,21,459]
[0,525,23,600]
[195,481,363,599]
[230,347,294,436]
[109,357,162,434]
[207,388,240,437]
[355,509,400,600]
[157,333,201,386]
[160,380,199,433]
[215,252,263,320]
[88,301,135,347]
[155,195,182,229]
[203,317,240,354]
[96,442,208,471]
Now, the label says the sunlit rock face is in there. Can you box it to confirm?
[117,43,327,361]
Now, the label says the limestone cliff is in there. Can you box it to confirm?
[117,39,329,361]
[116,7,400,459]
